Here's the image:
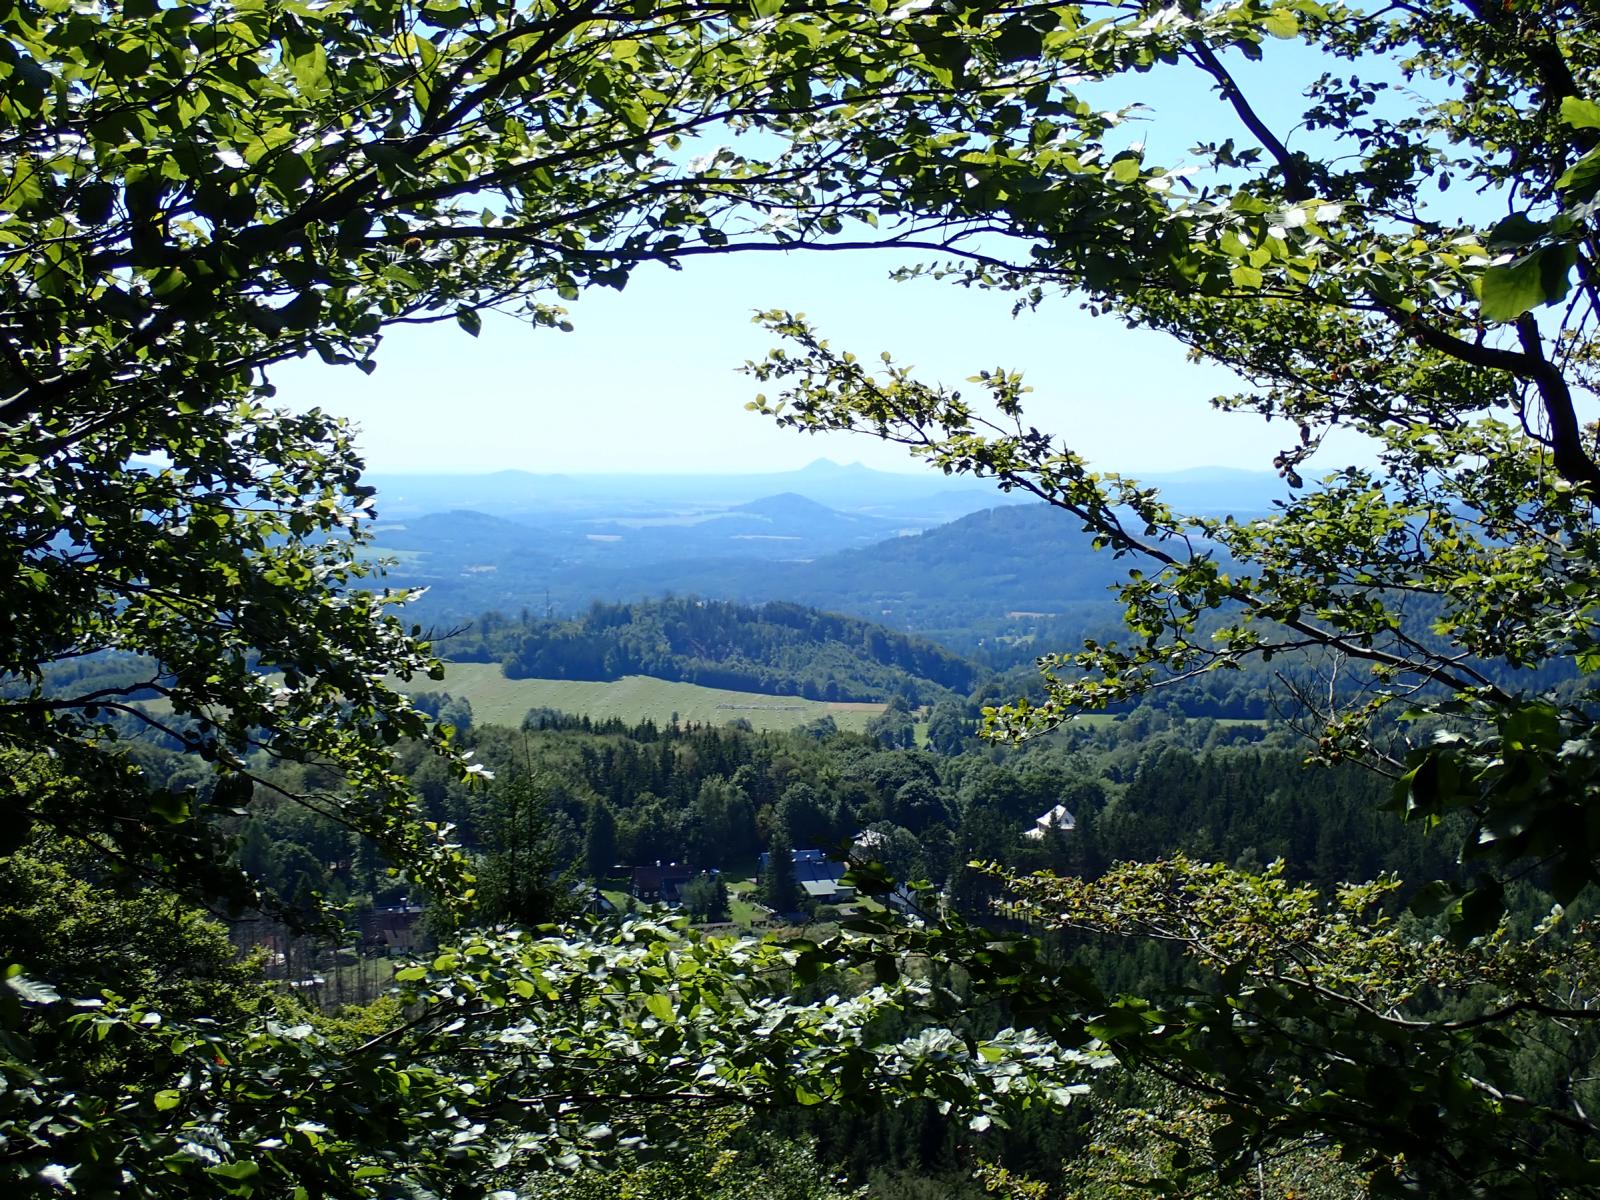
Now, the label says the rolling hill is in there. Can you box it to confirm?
[363,462,1281,655]
[440,597,981,705]
[368,501,1164,654]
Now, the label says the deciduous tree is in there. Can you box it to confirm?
[1,5,1126,1191]
[0,0,1076,920]
[746,0,1600,1190]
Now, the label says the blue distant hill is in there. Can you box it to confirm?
[364,464,1284,654]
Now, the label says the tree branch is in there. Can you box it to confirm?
[1187,41,1312,202]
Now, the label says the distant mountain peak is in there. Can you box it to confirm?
[734,492,843,517]
[799,458,868,474]
[482,468,570,482]
[403,508,523,526]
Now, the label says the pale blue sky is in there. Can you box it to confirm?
[270,251,1333,476]
[268,39,1405,478]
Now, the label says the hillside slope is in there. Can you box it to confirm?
[369,501,1224,659]
[570,503,1142,646]
[442,597,981,704]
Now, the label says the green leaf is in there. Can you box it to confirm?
[1085,1005,1153,1041]
[241,125,295,167]
[1,155,46,216]
[1108,158,1140,183]
[1408,879,1459,918]
[1486,212,1549,250]
[1501,701,1561,752]
[1406,751,1461,815]
[420,1,473,28]
[1556,147,1600,198]
[838,917,887,934]
[148,790,191,824]
[1477,243,1577,322]
[1560,97,1600,129]
[1448,879,1505,944]
[1261,9,1299,38]
[1551,853,1590,907]
[455,307,482,337]
[206,1160,261,1196]
[644,992,674,1022]
[5,973,60,1005]
[289,43,329,98]
[75,182,117,226]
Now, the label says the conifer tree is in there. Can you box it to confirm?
[585,799,617,884]
[761,824,800,917]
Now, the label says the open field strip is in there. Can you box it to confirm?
[1066,713,1273,730]
[397,661,886,733]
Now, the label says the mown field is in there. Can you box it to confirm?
[399,662,886,733]
[1066,713,1273,730]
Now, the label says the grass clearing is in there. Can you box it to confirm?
[397,662,885,733]
[1064,713,1274,730]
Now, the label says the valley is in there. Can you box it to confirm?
[370,461,1280,654]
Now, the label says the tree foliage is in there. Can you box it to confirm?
[681,872,731,923]
[1008,858,1600,1194]
[473,597,978,703]
[470,771,574,929]
[741,0,1600,1191]
[0,0,1075,923]
[0,2,1127,1191]
[747,0,1600,907]
[524,1112,866,1200]
[762,823,801,916]
[13,0,1600,1191]
[1,918,1091,1198]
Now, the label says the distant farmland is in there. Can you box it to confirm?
[397,662,885,733]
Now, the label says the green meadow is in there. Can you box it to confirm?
[397,661,885,733]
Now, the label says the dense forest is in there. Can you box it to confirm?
[446,597,981,703]
[78,705,1494,1196]
[220,709,1363,914]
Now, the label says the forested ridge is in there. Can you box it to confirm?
[447,597,980,703]
[375,501,1141,644]
[6,0,1600,1196]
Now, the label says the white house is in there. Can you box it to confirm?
[1022,803,1076,841]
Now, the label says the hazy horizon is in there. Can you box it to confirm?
[362,457,1280,481]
